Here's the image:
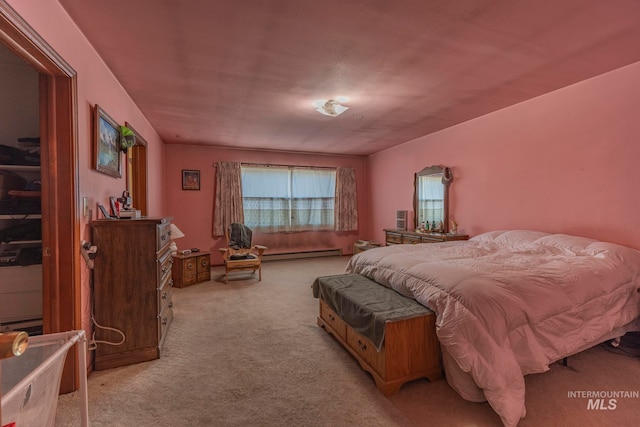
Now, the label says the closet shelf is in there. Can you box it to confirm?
[0,214,41,220]
[0,164,40,172]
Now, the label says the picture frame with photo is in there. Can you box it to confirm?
[93,104,122,178]
[98,204,112,219]
[182,170,200,190]
[109,196,119,218]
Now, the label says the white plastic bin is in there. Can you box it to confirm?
[1,330,88,427]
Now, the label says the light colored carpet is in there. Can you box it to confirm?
[55,256,640,426]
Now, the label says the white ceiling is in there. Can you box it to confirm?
[58,0,640,156]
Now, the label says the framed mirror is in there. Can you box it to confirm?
[414,165,453,233]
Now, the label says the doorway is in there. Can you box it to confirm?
[0,1,81,393]
[125,123,148,217]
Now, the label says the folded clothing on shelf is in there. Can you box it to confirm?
[0,144,40,166]
[0,241,42,266]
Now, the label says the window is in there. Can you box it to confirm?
[241,165,336,231]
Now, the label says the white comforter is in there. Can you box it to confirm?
[345,230,640,427]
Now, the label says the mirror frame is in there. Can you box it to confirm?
[413,165,454,233]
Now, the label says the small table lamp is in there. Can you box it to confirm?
[169,223,185,253]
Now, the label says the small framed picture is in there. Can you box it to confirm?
[98,204,112,219]
[182,170,200,190]
[109,196,119,217]
[93,104,122,178]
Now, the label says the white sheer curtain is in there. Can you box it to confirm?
[241,165,336,232]
[291,169,335,230]
[242,166,290,232]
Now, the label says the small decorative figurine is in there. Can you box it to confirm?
[450,220,458,234]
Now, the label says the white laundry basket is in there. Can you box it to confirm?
[1,330,89,427]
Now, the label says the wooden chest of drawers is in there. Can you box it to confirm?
[91,217,174,370]
[172,251,211,288]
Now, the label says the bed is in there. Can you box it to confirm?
[345,230,640,427]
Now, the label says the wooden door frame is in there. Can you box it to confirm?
[125,122,148,216]
[0,1,81,393]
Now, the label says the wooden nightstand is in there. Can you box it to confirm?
[172,251,211,288]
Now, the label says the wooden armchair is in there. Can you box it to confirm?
[218,223,267,283]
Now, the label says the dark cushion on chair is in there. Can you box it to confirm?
[229,253,257,261]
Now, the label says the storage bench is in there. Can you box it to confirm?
[312,273,442,396]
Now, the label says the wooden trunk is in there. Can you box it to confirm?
[317,299,442,395]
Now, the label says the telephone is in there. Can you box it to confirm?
[117,190,133,210]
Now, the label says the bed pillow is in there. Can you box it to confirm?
[470,230,549,244]
[494,230,550,244]
[469,230,505,242]
[471,230,549,246]
[585,241,640,264]
[534,234,597,254]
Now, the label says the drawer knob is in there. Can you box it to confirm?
[162,317,168,325]
[187,264,194,270]
[162,292,168,299]
[168,302,173,308]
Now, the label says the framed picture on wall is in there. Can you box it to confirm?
[93,104,122,178]
[182,169,200,190]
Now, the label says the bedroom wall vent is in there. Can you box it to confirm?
[396,210,408,230]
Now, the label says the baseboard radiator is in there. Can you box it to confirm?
[262,249,342,261]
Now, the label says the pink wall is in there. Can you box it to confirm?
[367,61,640,250]
[8,0,168,337]
[163,145,370,265]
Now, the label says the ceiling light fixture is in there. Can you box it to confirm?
[312,98,349,117]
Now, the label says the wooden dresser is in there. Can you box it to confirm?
[172,251,211,288]
[384,228,469,245]
[91,217,174,370]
